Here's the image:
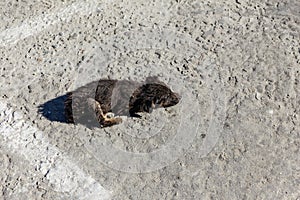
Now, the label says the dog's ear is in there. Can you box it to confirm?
[145,76,166,86]
[143,100,154,113]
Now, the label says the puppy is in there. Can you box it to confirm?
[64,76,180,128]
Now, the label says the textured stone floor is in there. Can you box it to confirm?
[0,0,299,199]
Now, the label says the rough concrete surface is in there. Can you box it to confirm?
[0,0,299,199]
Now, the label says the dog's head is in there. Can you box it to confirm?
[129,77,181,115]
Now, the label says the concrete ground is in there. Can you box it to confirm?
[0,0,299,199]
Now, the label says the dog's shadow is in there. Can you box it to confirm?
[38,94,68,123]
[38,94,100,128]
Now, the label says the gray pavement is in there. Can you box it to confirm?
[0,0,299,199]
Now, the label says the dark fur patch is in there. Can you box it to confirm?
[64,77,180,128]
[129,83,180,117]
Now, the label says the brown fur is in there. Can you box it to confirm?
[64,77,180,128]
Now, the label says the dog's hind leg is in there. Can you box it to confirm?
[87,98,122,127]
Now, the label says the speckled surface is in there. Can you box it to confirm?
[0,0,299,199]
